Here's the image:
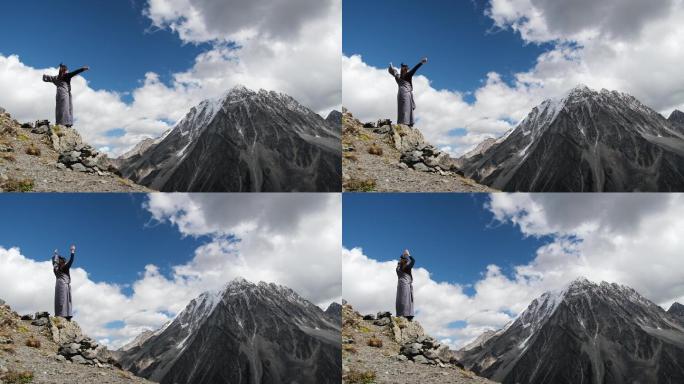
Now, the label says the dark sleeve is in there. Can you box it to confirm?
[407,62,423,78]
[66,68,87,79]
[52,255,59,273]
[43,74,57,83]
[407,256,415,269]
[65,253,75,269]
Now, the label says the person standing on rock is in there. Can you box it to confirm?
[388,58,427,127]
[396,249,415,321]
[42,64,89,127]
[52,245,76,321]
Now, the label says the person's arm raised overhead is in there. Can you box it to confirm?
[408,57,427,77]
[51,251,60,273]
[407,255,415,269]
[66,66,89,80]
[388,63,399,79]
[65,245,75,269]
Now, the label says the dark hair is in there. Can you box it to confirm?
[58,64,67,77]
[58,256,66,264]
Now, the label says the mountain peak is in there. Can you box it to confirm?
[567,276,593,288]
[668,301,684,314]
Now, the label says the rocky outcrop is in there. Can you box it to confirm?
[668,109,684,132]
[118,86,341,192]
[460,278,684,384]
[342,302,493,384]
[0,300,151,383]
[668,302,684,325]
[325,302,342,325]
[461,85,684,192]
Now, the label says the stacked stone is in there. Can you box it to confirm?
[57,144,112,175]
[56,337,114,367]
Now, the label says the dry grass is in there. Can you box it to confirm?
[367,335,383,348]
[344,368,376,384]
[0,344,16,354]
[342,344,357,354]
[0,153,16,162]
[367,143,383,156]
[25,336,40,348]
[52,125,64,137]
[2,177,34,192]
[344,178,376,192]
[25,144,41,156]
[2,369,34,383]
[343,152,358,161]
[17,133,29,142]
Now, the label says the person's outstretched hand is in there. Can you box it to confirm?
[83,66,90,71]
[421,57,428,64]
[70,245,76,253]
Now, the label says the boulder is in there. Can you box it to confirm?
[58,343,81,356]
[82,349,98,360]
[21,123,33,129]
[376,311,391,319]
[20,314,33,321]
[50,317,84,344]
[32,125,49,134]
[435,344,451,362]
[58,151,81,165]
[413,355,430,364]
[424,152,452,170]
[71,163,87,172]
[34,311,49,319]
[400,151,423,165]
[71,354,88,364]
[391,124,426,152]
[376,118,392,127]
[363,122,376,128]
[34,119,50,128]
[374,317,391,327]
[362,314,375,321]
[373,125,391,134]
[400,342,423,356]
[31,317,49,327]
[424,349,439,360]
[392,316,425,344]
[82,157,98,168]
[49,125,83,153]
[55,354,67,362]
[413,162,430,172]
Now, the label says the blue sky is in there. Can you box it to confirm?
[343,193,549,295]
[0,0,208,100]
[0,194,204,294]
[343,0,551,97]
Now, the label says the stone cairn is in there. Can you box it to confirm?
[20,311,119,368]
[21,120,120,176]
[361,310,464,368]
[361,119,464,176]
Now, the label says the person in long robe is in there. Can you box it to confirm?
[396,249,415,321]
[42,64,89,127]
[52,245,76,321]
[388,58,427,127]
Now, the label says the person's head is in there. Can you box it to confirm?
[400,63,409,77]
[57,255,66,267]
[399,249,410,266]
[58,63,68,77]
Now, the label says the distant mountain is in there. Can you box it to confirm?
[325,110,342,133]
[669,109,684,132]
[461,85,684,192]
[668,302,684,325]
[118,86,341,192]
[117,278,340,384]
[460,278,684,384]
[324,302,342,325]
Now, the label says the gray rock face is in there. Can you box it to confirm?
[118,86,341,192]
[668,109,684,132]
[324,302,342,325]
[461,85,684,191]
[460,277,684,384]
[325,110,342,134]
[668,302,684,325]
[117,277,340,384]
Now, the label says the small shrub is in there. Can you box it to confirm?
[358,326,372,333]
[343,152,358,161]
[2,178,34,192]
[344,368,376,384]
[25,337,40,348]
[0,153,16,162]
[0,344,16,354]
[344,178,376,192]
[17,325,29,334]
[342,344,357,354]
[367,144,383,156]
[2,369,34,383]
[52,125,64,137]
[17,133,29,142]
[367,335,383,348]
[25,144,41,156]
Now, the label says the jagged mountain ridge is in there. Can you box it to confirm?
[460,277,684,384]
[668,302,684,326]
[668,109,684,132]
[117,278,340,384]
[461,85,684,192]
[118,86,341,192]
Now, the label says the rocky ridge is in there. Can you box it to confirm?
[0,109,150,192]
[342,109,493,192]
[342,301,497,384]
[0,299,152,384]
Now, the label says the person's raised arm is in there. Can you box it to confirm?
[408,57,427,77]
[66,66,89,79]
[388,64,399,79]
[407,256,415,269]
[42,74,57,83]
[51,252,59,273]
[65,245,75,269]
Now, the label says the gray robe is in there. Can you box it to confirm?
[389,62,423,126]
[395,256,415,317]
[52,253,74,318]
[42,68,86,127]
